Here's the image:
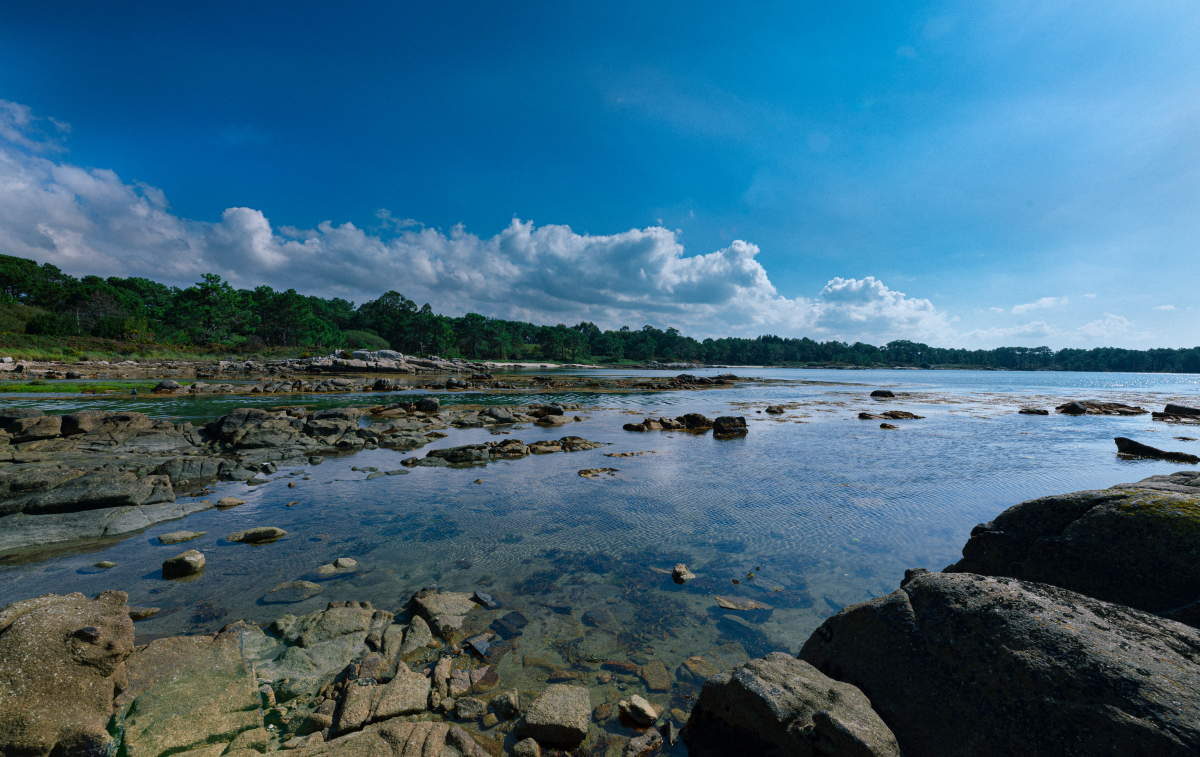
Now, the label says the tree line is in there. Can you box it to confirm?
[0,253,1197,371]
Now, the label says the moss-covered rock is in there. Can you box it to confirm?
[945,473,1200,623]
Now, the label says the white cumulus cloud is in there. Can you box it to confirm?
[0,103,951,343]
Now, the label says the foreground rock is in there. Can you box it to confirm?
[0,591,135,757]
[516,684,592,748]
[115,625,263,756]
[1114,436,1200,464]
[799,570,1200,757]
[946,474,1200,624]
[685,652,901,757]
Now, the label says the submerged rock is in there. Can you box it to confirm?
[685,652,900,757]
[265,580,323,603]
[945,479,1200,623]
[672,563,696,584]
[869,389,895,398]
[1018,407,1049,415]
[0,590,135,757]
[798,570,1200,757]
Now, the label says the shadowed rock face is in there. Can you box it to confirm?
[684,652,901,757]
[798,571,1200,757]
[944,477,1200,623]
[0,590,135,757]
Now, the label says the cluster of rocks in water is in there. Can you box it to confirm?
[4,470,1200,756]
[622,413,748,438]
[0,400,595,553]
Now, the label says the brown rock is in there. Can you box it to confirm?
[0,591,135,757]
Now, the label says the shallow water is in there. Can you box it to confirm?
[2,368,1199,749]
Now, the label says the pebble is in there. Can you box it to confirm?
[482,713,499,728]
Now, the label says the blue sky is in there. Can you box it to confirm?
[0,1,1197,347]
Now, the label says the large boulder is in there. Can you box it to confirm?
[798,570,1200,757]
[685,652,900,757]
[0,590,135,757]
[944,480,1200,623]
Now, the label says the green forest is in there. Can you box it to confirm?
[0,253,1197,372]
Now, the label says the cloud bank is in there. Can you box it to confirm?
[0,101,953,344]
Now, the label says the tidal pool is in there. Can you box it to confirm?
[1,368,1198,752]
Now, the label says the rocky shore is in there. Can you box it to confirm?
[4,455,1200,754]
[0,400,596,555]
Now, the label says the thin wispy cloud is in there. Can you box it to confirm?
[1012,297,1068,315]
[1155,304,1176,311]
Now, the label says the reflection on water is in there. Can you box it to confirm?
[1,368,1199,748]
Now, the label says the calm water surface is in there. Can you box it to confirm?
[2,368,1198,739]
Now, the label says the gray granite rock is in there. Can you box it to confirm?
[799,570,1200,757]
[945,479,1200,625]
[685,652,900,757]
